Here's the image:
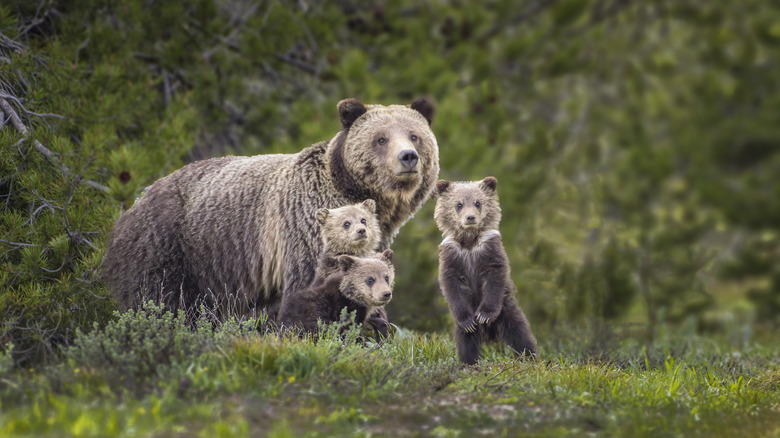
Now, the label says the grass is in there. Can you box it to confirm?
[1,311,780,437]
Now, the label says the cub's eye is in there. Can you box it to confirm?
[360,218,367,224]
[366,277,375,286]
[410,134,418,142]
[475,201,481,208]
[377,137,387,146]
[456,203,463,210]
[385,275,390,283]
[343,221,351,228]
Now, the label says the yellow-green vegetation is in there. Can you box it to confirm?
[1,307,780,437]
[3,0,780,364]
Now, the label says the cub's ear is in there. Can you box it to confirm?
[411,98,435,126]
[480,176,498,193]
[435,180,451,196]
[380,249,394,264]
[337,255,357,272]
[315,208,329,225]
[361,199,377,214]
[338,98,368,129]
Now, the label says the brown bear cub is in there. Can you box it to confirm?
[278,250,395,335]
[434,177,537,365]
[313,199,390,337]
[314,199,381,277]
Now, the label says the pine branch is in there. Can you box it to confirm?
[0,239,38,247]
[274,53,317,74]
[0,92,109,194]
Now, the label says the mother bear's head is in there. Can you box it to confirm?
[329,98,438,204]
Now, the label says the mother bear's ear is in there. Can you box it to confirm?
[411,98,435,126]
[338,98,368,129]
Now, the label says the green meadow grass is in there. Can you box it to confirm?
[1,308,779,437]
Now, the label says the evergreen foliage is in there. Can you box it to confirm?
[1,0,779,365]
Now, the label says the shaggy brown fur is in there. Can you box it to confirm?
[314,199,390,337]
[435,177,537,365]
[102,99,437,319]
[278,250,395,334]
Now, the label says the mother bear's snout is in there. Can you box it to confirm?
[398,149,419,171]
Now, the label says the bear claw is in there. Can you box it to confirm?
[476,313,492,325]
[463,320,478,333]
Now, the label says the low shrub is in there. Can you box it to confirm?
[65,301,261,382]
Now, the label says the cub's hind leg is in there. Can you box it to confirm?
[454,327,483,365]
[497,298,537,359]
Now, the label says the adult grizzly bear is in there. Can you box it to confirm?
[102,98,437,318]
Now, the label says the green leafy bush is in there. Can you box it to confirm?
[65,301,260,382]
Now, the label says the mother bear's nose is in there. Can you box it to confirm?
[398,149,419,171]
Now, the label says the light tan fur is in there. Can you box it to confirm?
[315,199,380,257]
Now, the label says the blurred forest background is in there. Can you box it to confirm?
[2,0,779,366]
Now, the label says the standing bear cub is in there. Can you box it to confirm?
[434,177,537,365]
[102,98,437,320]
[278,250,395,335]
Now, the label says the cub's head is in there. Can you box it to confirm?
[316,200,380,256]
[433,177,501,241]
[337,249,395,309]
[333,98,439,201]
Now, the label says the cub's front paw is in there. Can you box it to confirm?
[457,316,478,333]
[368,316,390,329]
[475,308,499,325]
[368,316,390,339]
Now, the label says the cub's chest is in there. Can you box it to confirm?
[440,230,501,286]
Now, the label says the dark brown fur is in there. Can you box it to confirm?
[102,99,437,320]
[278,251,394,334]
[435,177,537,365]
[313,200,390,337]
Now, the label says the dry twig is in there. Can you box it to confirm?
[0,91,109,193]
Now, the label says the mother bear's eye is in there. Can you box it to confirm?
[385,275,390,283]
[343,221,351,228]
[410,134,418,142]
[456,203,463,210]
[377,137,387,146]
[360,218,367,224]
[475,201,481,208]
[366,277,375,286]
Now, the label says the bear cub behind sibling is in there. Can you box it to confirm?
[434,177,537,365]
[278,250,395,335]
